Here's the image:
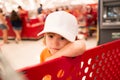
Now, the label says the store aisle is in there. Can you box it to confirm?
[0,36,97,70]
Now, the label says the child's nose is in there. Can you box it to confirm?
[53,39,59,46]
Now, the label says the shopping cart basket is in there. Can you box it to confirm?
[19,39,120,80]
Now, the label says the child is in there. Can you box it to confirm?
[38,11,86,63]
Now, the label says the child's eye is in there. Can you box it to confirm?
[61,37,65,40]
[48,35,54,38]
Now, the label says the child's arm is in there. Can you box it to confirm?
[46,39,86,61]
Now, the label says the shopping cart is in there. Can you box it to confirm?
[19,39,120,80]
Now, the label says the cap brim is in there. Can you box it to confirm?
[37,28,74,42]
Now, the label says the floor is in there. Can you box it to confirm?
[0,35,97,70]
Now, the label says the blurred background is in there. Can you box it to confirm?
[0,0,98,18]
[0,0,98,69]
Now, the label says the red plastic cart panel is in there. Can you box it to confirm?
[19,39,120,80]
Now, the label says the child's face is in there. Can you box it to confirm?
[45,33,70,54]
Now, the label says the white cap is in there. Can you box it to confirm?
[38,11,78,42]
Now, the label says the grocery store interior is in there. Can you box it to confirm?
[0,0,98,69]
[0,0,120,80]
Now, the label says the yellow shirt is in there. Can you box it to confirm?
[40,48,52,63]
[40,48,52,80]
[40,48,63,80]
